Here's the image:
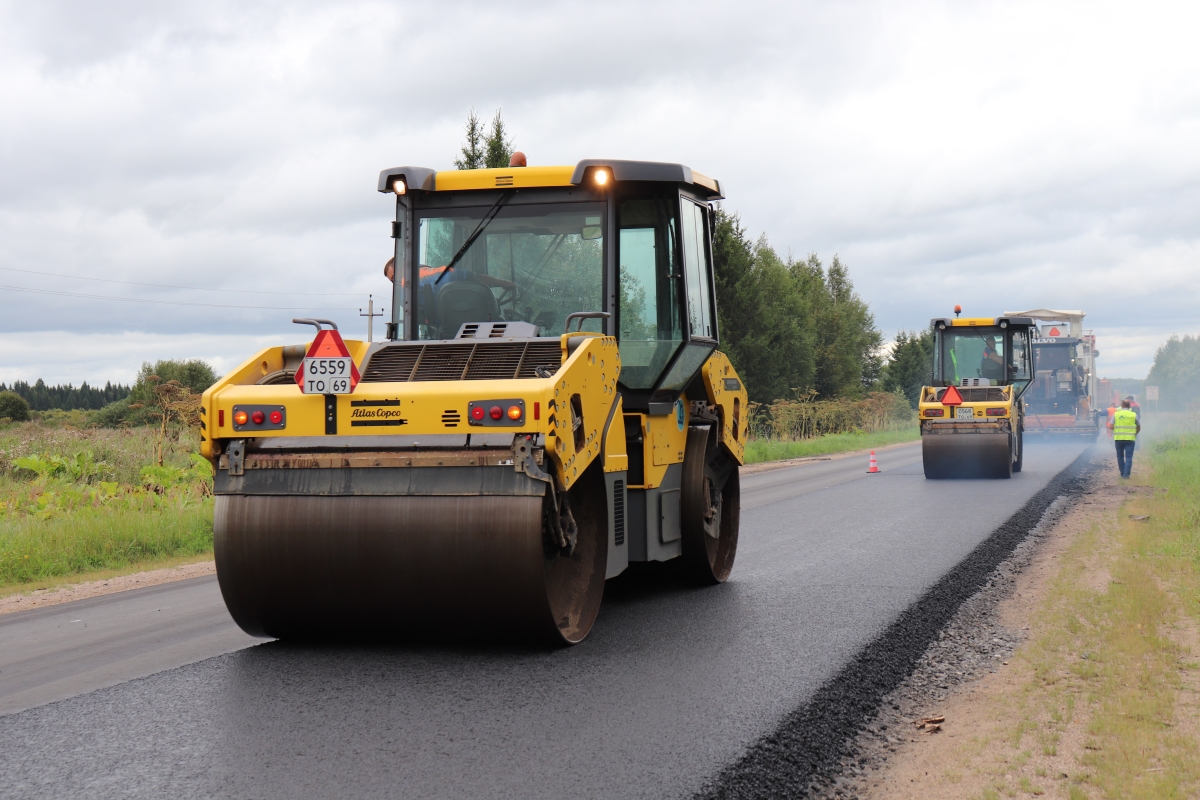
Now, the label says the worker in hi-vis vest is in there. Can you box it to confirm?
[1107,399,1141,479]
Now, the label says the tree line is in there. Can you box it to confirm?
[0,361,219,426]
[1145,334,1200,411]
[0,379,130,411]
[711,208,894,404]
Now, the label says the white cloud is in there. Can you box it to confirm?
[0,330,297,387]
[1,0,1198,382]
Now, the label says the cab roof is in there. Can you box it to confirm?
[931,316,1035,329]
[377,159,723,199]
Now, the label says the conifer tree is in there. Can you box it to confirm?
[484,109,514,169]
[453,109,486,170]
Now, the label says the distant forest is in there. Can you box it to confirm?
[0,379,131,411]
[1145,334,1200,410]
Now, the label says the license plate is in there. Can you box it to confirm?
[302,357,353,394]
[956,406,974,421]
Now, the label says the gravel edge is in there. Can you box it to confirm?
[694,447,1100,799]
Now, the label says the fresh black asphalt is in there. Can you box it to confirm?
[0,441,1092,799]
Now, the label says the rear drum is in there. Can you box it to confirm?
[922,431,1013,479]
[214,467,608,644]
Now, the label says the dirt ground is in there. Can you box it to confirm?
[838,448,1178,799]
[0,560,215,616]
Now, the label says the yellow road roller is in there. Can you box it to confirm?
[918,311,1036,479]
[200,160,748,644]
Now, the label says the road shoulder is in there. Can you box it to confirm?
[739,438,919,476]
[843,445,1200,798]
[0,560,215,616]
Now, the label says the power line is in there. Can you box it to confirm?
[0,266,363,297]
[0,283,358,311]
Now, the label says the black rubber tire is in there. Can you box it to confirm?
[680,426,740,584]
[1013,425,1024,473]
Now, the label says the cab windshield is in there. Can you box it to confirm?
[414,202,604,339]
[940,328,1008,384]
[1033,344,1073,371]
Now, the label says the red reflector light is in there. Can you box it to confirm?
[233,410,248,426]
[534,402,540,420]
[986,407,1007,416]
[251,410,265,425]
[269,410,283,424]
[471,406,485,421]
[923,409,944,417]
[507,405,522,420]
[490,405,503,420]
[219,409,225,426]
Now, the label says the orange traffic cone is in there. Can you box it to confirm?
[866,450,880,474]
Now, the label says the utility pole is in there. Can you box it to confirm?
[360,295,384,342]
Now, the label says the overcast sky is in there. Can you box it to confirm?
[1,0,1197,385]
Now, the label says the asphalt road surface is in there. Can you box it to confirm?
[0,440,1091,799]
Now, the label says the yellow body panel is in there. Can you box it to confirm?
[201,334,619,492]
[201,333,747,492]
[434,166,575,192]
[625,406,688,489]
[700,350,748,464]
[650,400,689,467]
[542,334,620,490]
[950,318,1000,327]
[602,396,628,473]
[918,385,1013,420]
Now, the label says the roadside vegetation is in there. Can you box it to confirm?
[0,362,216,593]
[744,428,918,465]
[919,414,1200,798]
[1145,334,1200,410]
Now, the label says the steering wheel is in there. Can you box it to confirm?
[496,285,517,308]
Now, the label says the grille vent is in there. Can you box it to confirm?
[458,322,524,339]
[613,480,625,546]
[362,340,563,383]
[441,410,461,428]
[937,387,1007,402]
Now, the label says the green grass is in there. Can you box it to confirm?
[0,499,213,587]
[945,413,1200,798]
[0,421,191,485]
[0,419,213,591]
[743,426,920,464]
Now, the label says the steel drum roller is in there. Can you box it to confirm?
[922,431,1012,479]
[214,479,607,643]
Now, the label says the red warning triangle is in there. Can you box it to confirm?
[294,329,361,391]
[941,385,964,406]
[1048,326,1061,336]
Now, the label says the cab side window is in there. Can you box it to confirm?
[679,198,716,339]
[1009,330,1032,381]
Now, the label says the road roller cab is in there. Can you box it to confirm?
[200,159,748,644]
[918,313,1035,479]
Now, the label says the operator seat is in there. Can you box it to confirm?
[437,280,500,336]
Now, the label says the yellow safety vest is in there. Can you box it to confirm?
[1113,408,1138,441]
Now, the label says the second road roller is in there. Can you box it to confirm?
[918,308,1036,479]
[200,159,748,644]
